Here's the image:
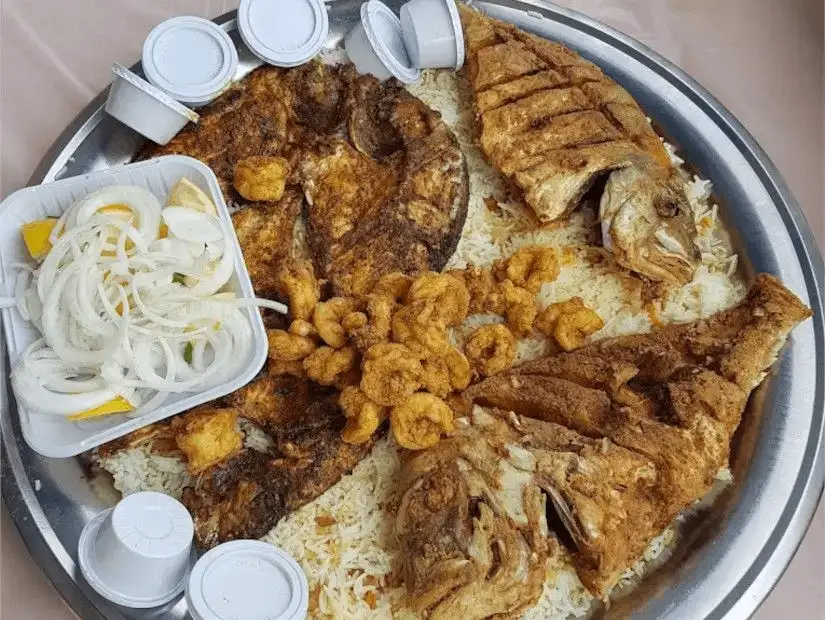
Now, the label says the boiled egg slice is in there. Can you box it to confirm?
[162,207,224,244]
[73,186,162,242]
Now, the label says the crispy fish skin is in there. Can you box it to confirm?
[141,63,469,297]
[459,6,700,285]
[229,189,303,297]
[302,74,469,296]
[184,382,375,549]
[400,274,810,606]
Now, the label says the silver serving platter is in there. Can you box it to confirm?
[2,2,823,619]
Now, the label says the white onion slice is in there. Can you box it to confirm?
[11,181,285,421]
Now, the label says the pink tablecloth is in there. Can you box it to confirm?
[1,0,823,618]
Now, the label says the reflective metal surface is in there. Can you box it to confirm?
[2,2,823,619]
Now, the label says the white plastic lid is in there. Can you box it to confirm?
[186,541,309,620]
[362,0,420,84]
[238,0,329,68]
[142,16,238,104]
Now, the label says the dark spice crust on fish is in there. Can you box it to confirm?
[140,62,469,297]
[182,376,376,548]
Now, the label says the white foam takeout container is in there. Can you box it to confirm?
[0,156,268,458]
[237,0,329,68]
[142,16,239,107]
[78,492,195,609]
[185,540,308,620]
[400,0,464,70]
[106,64,199,145]
[345,0,420,84]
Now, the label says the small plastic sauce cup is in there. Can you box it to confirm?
[142,16,238,107]
[238,0,329,68]
[400,0,465,70]
[105,64,199,145]
[345,0,420,84]
[78,492,195,608]
[185,540,309,620]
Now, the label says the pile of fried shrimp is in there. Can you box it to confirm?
[265,245,605,450]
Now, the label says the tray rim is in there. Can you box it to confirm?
[1,3,822,620]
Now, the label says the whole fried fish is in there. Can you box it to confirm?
[459,6,700,285]
[397,274,810,613]
[142,62,469,298]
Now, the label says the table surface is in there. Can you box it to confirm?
[1,0,822,618]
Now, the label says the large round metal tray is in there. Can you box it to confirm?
[2,2,823,619]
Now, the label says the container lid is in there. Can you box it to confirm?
[142,16,238,104]
[238,0,329,68]
[362,0,420,84]
[186,541,308,620]
[443,0,465,70]
[110,63,200,123]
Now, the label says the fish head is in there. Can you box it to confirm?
[600,165,700,286]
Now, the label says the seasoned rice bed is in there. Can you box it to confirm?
[97,69,744,619]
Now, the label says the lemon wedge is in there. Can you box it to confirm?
[167,178,218,216]
[67,396,134,421]
[20,218,58,259]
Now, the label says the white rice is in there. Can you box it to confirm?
[97,69,745,618]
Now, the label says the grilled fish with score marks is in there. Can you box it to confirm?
[459,5,700,285]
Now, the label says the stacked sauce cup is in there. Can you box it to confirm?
[78,492,195,608]
[142,16,239,107]
[345,0,465,81]
[400,0,464,70]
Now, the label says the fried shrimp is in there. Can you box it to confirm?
[267,359,307,378]
[447,266,499,314]
[390,392,455,450]
[535,297,585,337]
[371,272,413,303]
[405,272,470,327]
[303,346,358,386]
[233,156,289,202]
[420,357,452,398]
[391,306,451,358]
[342,312,368,334]
[555,308,604,351]
[313,297,357,348]
[444,346,471,391]
[495,245,560,293]
[267,328,317,361]
[361,343,423,406]
[339,386,386,445]
[499,279,538,337]
[277,260,320,321]
[349,295,394,352]
[464,323,517,377]
[288,318,317,339]
[536,297,604,350]
[419,346,471,397]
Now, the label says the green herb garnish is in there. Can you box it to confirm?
[172,272,186,285]
[183,342,194,364]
